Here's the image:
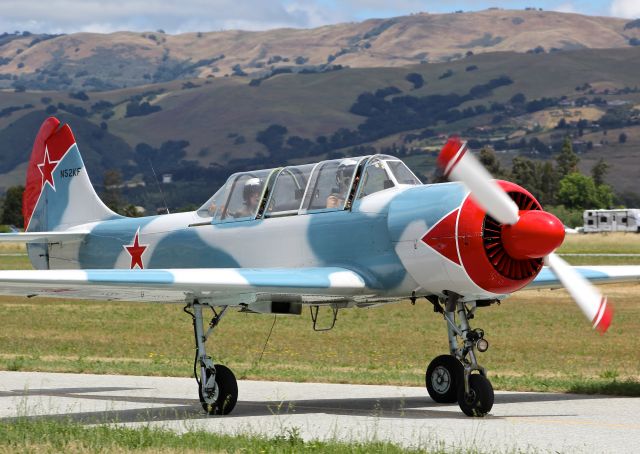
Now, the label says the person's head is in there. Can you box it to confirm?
[243,178,261,208]
[336,159,357,189]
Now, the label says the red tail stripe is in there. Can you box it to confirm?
[23,117,60,229]
[22,117,76,230]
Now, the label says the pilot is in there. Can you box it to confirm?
[235,177,262,217]
[326,159,357,208]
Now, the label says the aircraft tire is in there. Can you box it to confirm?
[425,355,463,403]
[199,364,238,415]
[457,374,494,417]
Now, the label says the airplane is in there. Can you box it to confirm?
[0,116,639,417]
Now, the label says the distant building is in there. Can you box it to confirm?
[162,173,173,184]
[583,209,640,233]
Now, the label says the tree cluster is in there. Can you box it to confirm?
[0,185,24,228]
[466,138,614,226]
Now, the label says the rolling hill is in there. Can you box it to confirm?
[1,9,640,91]
[0,9,639,210]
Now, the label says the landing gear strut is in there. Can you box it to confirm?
[425,293,494,417]
[184,302,238,415]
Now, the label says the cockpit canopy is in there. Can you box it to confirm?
[197,154,421,221]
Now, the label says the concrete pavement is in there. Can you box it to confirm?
[1,371,638,452]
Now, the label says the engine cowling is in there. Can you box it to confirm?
[389,181,564,298]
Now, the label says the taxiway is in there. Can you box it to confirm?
[1,371,637,452]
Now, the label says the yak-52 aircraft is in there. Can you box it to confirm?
[1,117,639,417]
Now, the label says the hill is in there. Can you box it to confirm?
[0,10,639,211]
[1,9,640,91]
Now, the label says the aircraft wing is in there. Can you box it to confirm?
[0,267,369,305]
[527,265,640,290]
[0,231,89,243]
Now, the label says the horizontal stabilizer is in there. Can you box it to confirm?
[0,231,89,243]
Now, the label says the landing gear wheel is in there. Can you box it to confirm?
[199,364,238,415]
[426,355,463,403]
[457,374,494,417]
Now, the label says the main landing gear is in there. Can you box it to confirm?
[425,293,494,417]
[184,302,238,415]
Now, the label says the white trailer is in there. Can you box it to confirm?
[583,209,640,233]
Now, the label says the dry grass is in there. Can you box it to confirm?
[524,106,604,130]
[1,284,638,392]
[0,233,638,394]
[0,243,26,252]
[558,232,640,254]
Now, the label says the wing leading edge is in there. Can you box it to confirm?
[528,265,640,290]
[0,267,369,304]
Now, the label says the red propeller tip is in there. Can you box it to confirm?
[437,137,465,177]
[594,297,613,334]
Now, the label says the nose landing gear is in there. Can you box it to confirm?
[425,293,494,417]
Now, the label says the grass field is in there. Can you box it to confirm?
[0,418,446,454]
[0,234,639,396]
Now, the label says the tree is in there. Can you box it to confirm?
[405,72,424,90]
[510,156,539,196]
[591,158,609,186]
[509,93,526,104]
[537,161,559,206]
[102,170,123,212]
[0,185,24,227]
[125,101,161,117]
[557,172,612,210]
[555,118,567,129]
[556,137,579,178]
[478,148,508,179]
[256,124,288,154]
[122,204,144,217]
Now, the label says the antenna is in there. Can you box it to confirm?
[256,315,277,366]
[148,158,170,214]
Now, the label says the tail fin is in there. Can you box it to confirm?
[23,117,119,232]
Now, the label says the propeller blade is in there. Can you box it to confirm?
[545,253,613,334]
[438,137,520,225]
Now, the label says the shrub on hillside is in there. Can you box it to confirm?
[438,69,453,80]
[125,101,161,118]
[69,90,89,101]
[405,73,424,89]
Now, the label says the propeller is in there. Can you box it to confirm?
[545,253,612,333]
[438,138,519,225]
[437,137,612,333]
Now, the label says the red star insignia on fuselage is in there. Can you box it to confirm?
[124,228,148,269]
[37,146,60,191]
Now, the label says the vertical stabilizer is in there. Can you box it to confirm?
[23,117,119,233]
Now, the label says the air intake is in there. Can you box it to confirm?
[482,191,543,280]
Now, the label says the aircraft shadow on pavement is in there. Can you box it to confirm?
[0,386,616,425]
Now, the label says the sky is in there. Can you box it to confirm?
[0,0,638,35]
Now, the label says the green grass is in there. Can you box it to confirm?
[0,418,453,454]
